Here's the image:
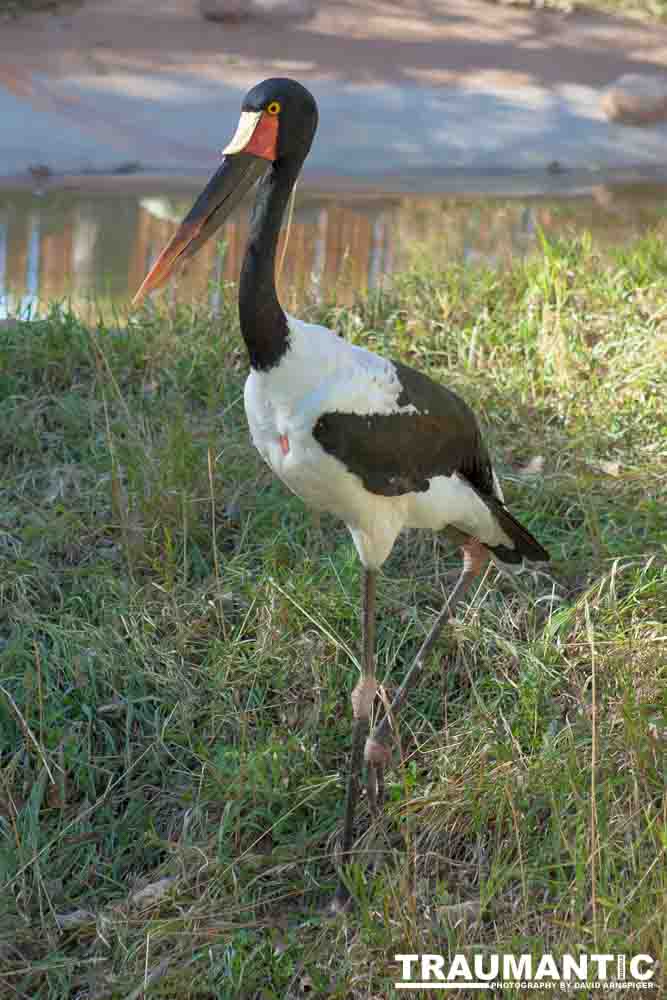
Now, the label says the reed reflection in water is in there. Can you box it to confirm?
[1,184,666,321]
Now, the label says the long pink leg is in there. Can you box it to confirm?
[333,541,489,906]
[333,568,377,908]
[365,540,489,777]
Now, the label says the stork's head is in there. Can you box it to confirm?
[229,77,318,165]
[133,78,318,305]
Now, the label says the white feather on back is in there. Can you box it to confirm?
[248,315,420,422]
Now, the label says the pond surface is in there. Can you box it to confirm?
[1,181,667,321]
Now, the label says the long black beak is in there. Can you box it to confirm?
[132,153,267,304]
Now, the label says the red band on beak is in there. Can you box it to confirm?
[243,113,279,161]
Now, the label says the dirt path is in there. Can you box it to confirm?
[2,0,667,188]
[3,0,667,91]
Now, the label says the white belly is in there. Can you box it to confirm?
[405,474,512,549]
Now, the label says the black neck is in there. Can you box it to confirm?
[239,159,300,370]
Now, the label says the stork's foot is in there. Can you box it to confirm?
[334,741,388,906]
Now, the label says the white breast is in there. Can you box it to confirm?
[243,315,413,568]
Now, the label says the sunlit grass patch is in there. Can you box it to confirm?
[0,232,665,997]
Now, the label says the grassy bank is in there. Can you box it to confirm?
[0,0,79,18]
[0,233,665,998]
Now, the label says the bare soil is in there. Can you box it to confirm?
[1,0,667,100]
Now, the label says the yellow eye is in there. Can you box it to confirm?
[266,101,281,116]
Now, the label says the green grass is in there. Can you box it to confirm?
[0,0,80,18]
[0,231,665,997]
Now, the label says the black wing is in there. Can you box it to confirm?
[312,360,495,499]
[312,360,550,564]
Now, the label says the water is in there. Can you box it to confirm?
[1,181,667,321]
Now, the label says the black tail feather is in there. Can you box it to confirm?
[485,497,550,565]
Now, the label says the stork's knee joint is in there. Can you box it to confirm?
[351,676,377,720]
[462,538,490,575]
[364,737,392,768]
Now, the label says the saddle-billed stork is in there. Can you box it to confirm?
[133,78,549,907]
